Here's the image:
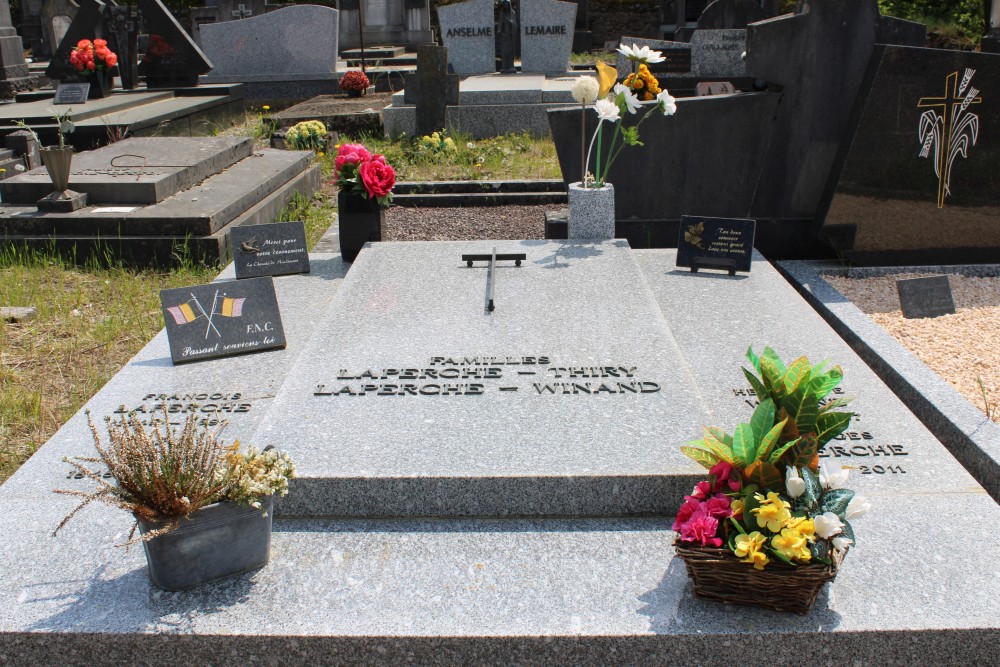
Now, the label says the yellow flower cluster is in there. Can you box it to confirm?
[623,64,662,101]
[734,531,769,570]
[285,120,328,151]
[750,492,817,564]
[419,131,457,154]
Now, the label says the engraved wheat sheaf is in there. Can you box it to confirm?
[917,68,982,208]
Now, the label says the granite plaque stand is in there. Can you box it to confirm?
[0,0,39,97]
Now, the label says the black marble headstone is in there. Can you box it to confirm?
[648,48,692,74]
[819,46,1000,266]
[697,0,767,30]
[896,276,955,319]
[676,215,755,274]
[231,221,310,279]
[45,0,108,82]
[160,276,286,364]
[137,0,212,88]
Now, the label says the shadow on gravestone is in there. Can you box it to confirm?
[45,0,106,82]
[137,0,212,88]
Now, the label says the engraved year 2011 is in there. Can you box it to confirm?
[859,464,906,475]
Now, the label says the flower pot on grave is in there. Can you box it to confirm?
[338,191,384,262]
[136,496,274,591]
[568,181,615,240]
[345,88,364,98]
[87,69,114,99]
[39,146,74,193]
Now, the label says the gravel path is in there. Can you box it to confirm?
[825,272,1000,423]
[384,205,553,241]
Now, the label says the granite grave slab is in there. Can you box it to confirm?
[437,0,495,75]
[0,136,252,205]
[232,221,310,279]
[200,6,339,83]
[518,0,576,76]
[253,239,712,518]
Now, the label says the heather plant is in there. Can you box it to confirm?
[54,408,294,543]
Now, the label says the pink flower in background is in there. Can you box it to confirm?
[334,143,371,175]
[687,480,712,501]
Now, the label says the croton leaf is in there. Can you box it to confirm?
[742,367,767,403]
[757,417,788,463]
[696,428,737,465]
[760,355,785,399]
[821,488,855,515]
[809,365,844,399]
[818,396,852,413]
[745,345,761,373]
[782,356,812,396]
[815,411,853,447]
[767,435,800,466]
[783,385,819,435]
[742,491,762,533]
[785,434,818,469]
[744,460,782,491]
[680,445,720,470]
[749,398,776,446]
[706,426,733,448]
[732,423,757,467]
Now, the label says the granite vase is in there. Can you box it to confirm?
[136,496,273,591]
[87,69,113,99]
[39,146,73,193]
[568,181,615,239]
[338,191,384,262]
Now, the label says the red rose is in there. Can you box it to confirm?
[105,53,118,67]
[359,156,395,199]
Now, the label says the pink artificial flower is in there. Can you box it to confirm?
[705,493,733,520]
[686,480,712,502]
[678,509,722,547]
[334,143,372,175]
[709,460,741,492]
[672,497,701,532]
[359,156,395,199]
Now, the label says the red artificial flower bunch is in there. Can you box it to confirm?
[339,70,370,93]
[69,38,118,74]
[672,461,741,547]
[333,142,395,208]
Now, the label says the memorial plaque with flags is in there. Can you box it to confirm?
[159,276,285,364]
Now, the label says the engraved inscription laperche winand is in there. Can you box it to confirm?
[314,355,662,397]
[731,386,909,475]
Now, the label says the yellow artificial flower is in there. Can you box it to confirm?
[785,516,816,542]
[262,105,270,111]
[731,497,744,518]
[595,60,617,97]
[733,531,770,570]
[772,528,812,562]
[752,492,791,532]
[317,151,325,157]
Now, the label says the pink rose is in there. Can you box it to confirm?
[672,498,701,532]
[359,156,395,199]
[334,143,371,175]
[678,509,722,547]
[705,493,733,520]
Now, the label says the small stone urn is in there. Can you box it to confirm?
[568,181,615,240]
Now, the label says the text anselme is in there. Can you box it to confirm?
[446,26,492,37]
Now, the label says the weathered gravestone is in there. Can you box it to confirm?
[40,0,79,60]
[403,44,459,135]
[615,31,747,78]
[818,47,1000,265]
[44,0,106,82]
[201,5,338,81]
[437,0,494,75]
[519,0,576,75]
[0,0,39,96]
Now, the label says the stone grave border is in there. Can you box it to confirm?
[778,260,1000,503]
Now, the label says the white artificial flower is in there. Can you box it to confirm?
[785,466,805,498]
[814,511,845,538]
[656,89,677,116]
[571,76,600,105]
[819,459,850,489]
[61,120,75,134]
[613,83,640,114]
[832,536,853,551]
[845,495,871,521]
[616,43,665,64]
[593,98,620,123]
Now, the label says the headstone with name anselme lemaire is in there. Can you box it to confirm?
[896,276,956,319]
[231,221,310,279]
[53,82,89,104]
[437,0,494,75]
[160,276,286,364]
[676,215,755,274]
[519,0,576,75]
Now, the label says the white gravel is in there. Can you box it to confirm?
[825,272,1000,423]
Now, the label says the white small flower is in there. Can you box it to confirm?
[613,83,640,114]
[785,466,805,498]
[593,98,620,123]
[814,511,844,538]
[466,142,475,149]
[61,120,75,134]
[571,76,600,105]
[832,535,853,551]
[616,43,666,65]
[819,459,850,489]
[14,164,25,172]
[845,495,871,521]
[656,89,677,116]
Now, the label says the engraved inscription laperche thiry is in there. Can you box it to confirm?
[314,356,662,397]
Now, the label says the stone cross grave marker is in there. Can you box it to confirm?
[403,45,459,135]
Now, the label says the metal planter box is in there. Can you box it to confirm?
[136,496,273,591]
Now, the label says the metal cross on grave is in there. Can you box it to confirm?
[232,4,253,19]
[461,247,525,313]
[403,45,460,136]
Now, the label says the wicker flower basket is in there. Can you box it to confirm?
[674,540,845,614]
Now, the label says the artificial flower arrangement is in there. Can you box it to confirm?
[284,119,329,152]
[339,70,371,95]
[418,130,458,155]
[333,142,396,207]
[569,43,677,189]
[673,347,871,614]
[69,38,118,74]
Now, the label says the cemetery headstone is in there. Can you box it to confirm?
[200,5,338,81]
[231,221,310,279]
[896,276,955,319]
[45,0,106,82]
[403,44,459,135]
[160,276,286,364]
[615,32,745,78]
[136,0,213,88]
[40,0,79,60]
[818,47,1000,265]
[696,0,767,30]
[53,81,89,104]
[106,4,139,90]
[519,0,577,75]
[0,0,39,96]
[437,0,494,75]
[675,215,755,274]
